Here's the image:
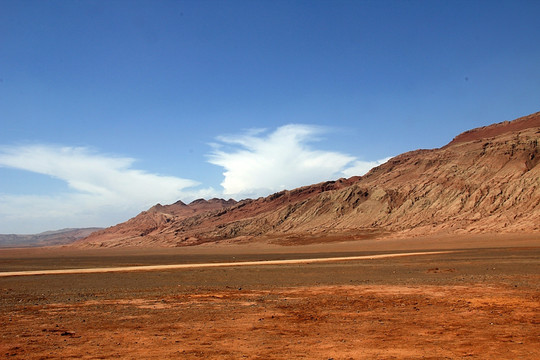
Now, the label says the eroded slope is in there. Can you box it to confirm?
[76,112,540,247]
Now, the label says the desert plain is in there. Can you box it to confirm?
[0,233,538,360]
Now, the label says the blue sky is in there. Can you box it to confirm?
[1,0,539,234]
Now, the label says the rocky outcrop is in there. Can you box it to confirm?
[76,112,540,247]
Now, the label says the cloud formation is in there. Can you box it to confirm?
[0,145,211,233]
[0,129,390,233]
[208,124,389,199]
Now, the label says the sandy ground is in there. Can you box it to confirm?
[0,234,539,359]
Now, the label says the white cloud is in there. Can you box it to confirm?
[0,145,213,233]
[341,157,392,178]
[0,132,391,234]
[208,124,390,199]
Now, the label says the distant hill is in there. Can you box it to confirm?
[75,111,540,248]
[0,228,103,248]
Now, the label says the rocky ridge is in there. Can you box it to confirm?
[76,112,540,247]
[81,198,237,246]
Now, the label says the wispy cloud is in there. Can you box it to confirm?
[0,131,391,233]
[0,145,212,233]
[208,124,390,199]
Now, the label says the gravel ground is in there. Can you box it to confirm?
[0,243,538,359]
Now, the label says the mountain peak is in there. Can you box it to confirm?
[447,111,540,146]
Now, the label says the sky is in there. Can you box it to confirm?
[1,0,539,234]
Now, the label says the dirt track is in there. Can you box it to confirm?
[0,251,450,277]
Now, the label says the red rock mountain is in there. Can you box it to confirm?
[81,198,237,246]
[77,112,540,247]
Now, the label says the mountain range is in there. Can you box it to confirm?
[74,111,539,247]
[0,228,102,248]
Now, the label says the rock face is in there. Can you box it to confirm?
[76,112,540,247]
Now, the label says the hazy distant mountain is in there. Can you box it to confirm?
[76,112,540,248]
[0,228,102,248]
